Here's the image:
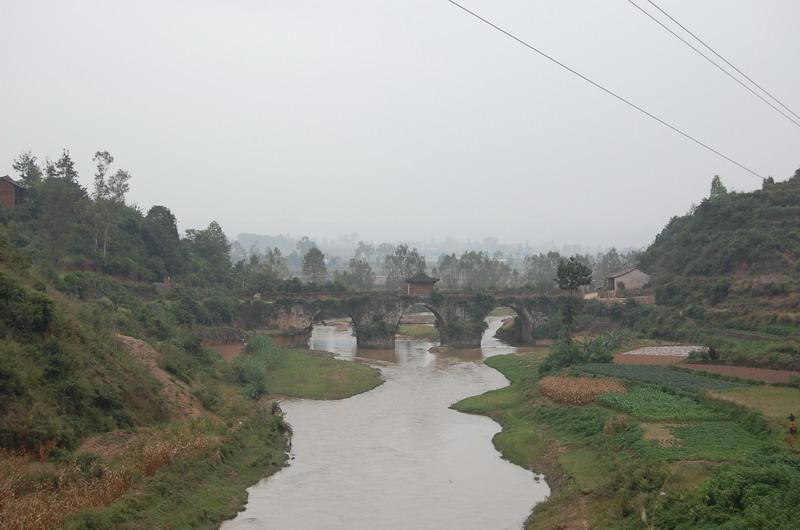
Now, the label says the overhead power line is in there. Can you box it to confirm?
[645,0,800,122]
[626,0,800,129]
[443,0,765,180]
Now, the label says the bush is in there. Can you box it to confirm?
[540,332,622,374]
[230,336,281,400]
[658,453,800,529]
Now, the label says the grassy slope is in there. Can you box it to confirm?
[453,351,788,529]
[59,345,383,529]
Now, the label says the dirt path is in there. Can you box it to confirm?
[683,364,800,383]
[116,334,204,418]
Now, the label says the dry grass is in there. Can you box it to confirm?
[0,431,214,530]
[539,376,626,404]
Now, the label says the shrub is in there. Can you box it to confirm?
[540,331,622,374]
[230,335,281,399]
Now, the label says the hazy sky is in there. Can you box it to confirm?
[1,1,798,248]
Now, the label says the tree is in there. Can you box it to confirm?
[45,149,79,183]
[185,221,232,283]
[91,151,131,258]
[556,257,592,294]
[523,251,563,290]
[335,259,375,290]
[143,205,184,277]
[354,241,375,263]
[296,236,316,256]
[555,257,592,341]
[383,244,425,288]
[263,247,289,278]
[37,175,89,264]
[302,247,327,284]
[12,151,43,187]
[709,175,728,200]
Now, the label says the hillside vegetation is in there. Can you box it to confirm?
[639,171,800,331]
[0,150,382,529]
[640,170,800,278]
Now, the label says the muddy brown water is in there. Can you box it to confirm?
[221,317,549,530]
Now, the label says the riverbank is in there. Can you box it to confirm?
[453,348,799,529]
[3,338,382,530]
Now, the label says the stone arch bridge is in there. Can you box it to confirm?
[238,291,557,349]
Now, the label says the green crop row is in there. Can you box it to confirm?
[576,363,748,393]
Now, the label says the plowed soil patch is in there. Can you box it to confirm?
[684,364,800,383]
[614,354,686,365]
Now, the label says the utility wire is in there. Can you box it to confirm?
[443,0,765,180]
[645,0,800,122]
[626,0,800,129]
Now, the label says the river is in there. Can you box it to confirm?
[221,317,549,530]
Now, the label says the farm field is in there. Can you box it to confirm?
[597,386,724,421]
[635,421,769,461]
[538,375,625,404]
[576,363,749,393]
[613,353,685,365]
[709,386,800,419]
[683,363,800,383]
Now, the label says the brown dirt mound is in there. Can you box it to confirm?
[539,376,626,404]
[116,335,204,418]
[683,364,800,383]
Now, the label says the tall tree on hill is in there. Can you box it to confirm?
[91,151,131,258]
[185,221,232,283]
[12,151,43,188]
[143,205,185,277]
[45,149,79,183]
[38,152,89,264]
[709,175,728,200]
[302,246,327,284]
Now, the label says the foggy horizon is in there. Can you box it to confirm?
[3,0,798,249]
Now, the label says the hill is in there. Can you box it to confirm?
[640,169,800,278]
[636,170,800,333]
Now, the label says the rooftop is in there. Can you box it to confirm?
[607,267,646,279]
[406,272,439,284]
[0,175,26,189]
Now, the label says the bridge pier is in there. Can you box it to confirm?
[238,299,318,348]
[350,298,404,349]
[425,294,494,349]
[494,298,554,346]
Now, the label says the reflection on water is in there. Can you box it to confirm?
[221,317,549,530]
